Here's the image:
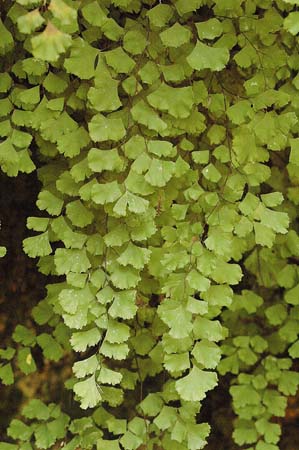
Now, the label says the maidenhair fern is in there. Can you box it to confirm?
[1,1,299,449]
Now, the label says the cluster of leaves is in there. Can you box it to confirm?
[1,0,299,449]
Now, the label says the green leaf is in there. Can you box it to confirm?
[17,9,45,34]
[22,399,50,421]
[43,72,68,93]
[123,29,147,55]
[88,148,124,172]
[73,375,102,409]
[27,217,49,232]
[158,299,192,339]
[175,366,218,402]
[0,347,15,360]
[196,19,223,40]
[147,83,195,119]
[108,290,137,320]
[36,190,63,216]
[81,1,107,27]
[187,423,211,450]
[131,100,167,133]
[265,304,287,325]
[89,114,126,143]
[100,341,129,360]
[13,325,36,346]
[186,269,211,292]
[34,414,69,449]
[113,191,149,216]
[254,222,276,248]
[73,355,98,378]
[145,159,175,187]
[54,248,91,275]
[277,370,299,396]
[211,259,243,285]
[147,140,176,158]
[159,23,191,48]
[285,283,299,305]
[57,127,90,158]
[17,347,37,375]
[31,22,72,62]
[98,367,122,386]
[187,41,230,72]
[37,333,64,361]
[0,19,14,55]
[88,65,121,112]
[48,0,77,28]
[284,12,299,35]
[105,47,135,74]
[192,340,221,369]
[64,37,99,79]
[164,353,190,373]
[66,200,94,227]
[8,419,32,441]
[70,328,102,352]
[263,390,287,416]
[105,320,130,344]
[146,4,173,28]
[0,363,14,385]
[23,231,52,257]
[193,317,224,342]
[117,242,151,269]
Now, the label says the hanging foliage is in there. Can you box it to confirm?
[1,0,299,449]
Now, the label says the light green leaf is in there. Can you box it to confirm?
[108,290,137,320]
[175,366,218,402]
[147,83,195,119]
[186,269,211,292]
[88,148,124,172]
[159,23,191,48]
[89,115,126,142]
[98,367,122,386]
[158,299,192,339]
[54,248,91,275]
[23,232,52,258]
[17,9,45,34]
[88,65,121,112]
[105,47,135,74]
[31,22,72,62]
[70,328,102,352]
[196,18,223,40]
[105,320,130,344]
[145,159,175,187]
[73,375,102,409]
[64,37,99,79]
[131,100,167,133]
[73,355,98,378]
[193,317,224,342]
[187,41,229,72]
[117,242,151,269]
[36,190,63,216]
[192,340,221,369]
[113,191,149,216]
[164,353,190,373]
[284,12,299,35]
[66,200,94,228]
